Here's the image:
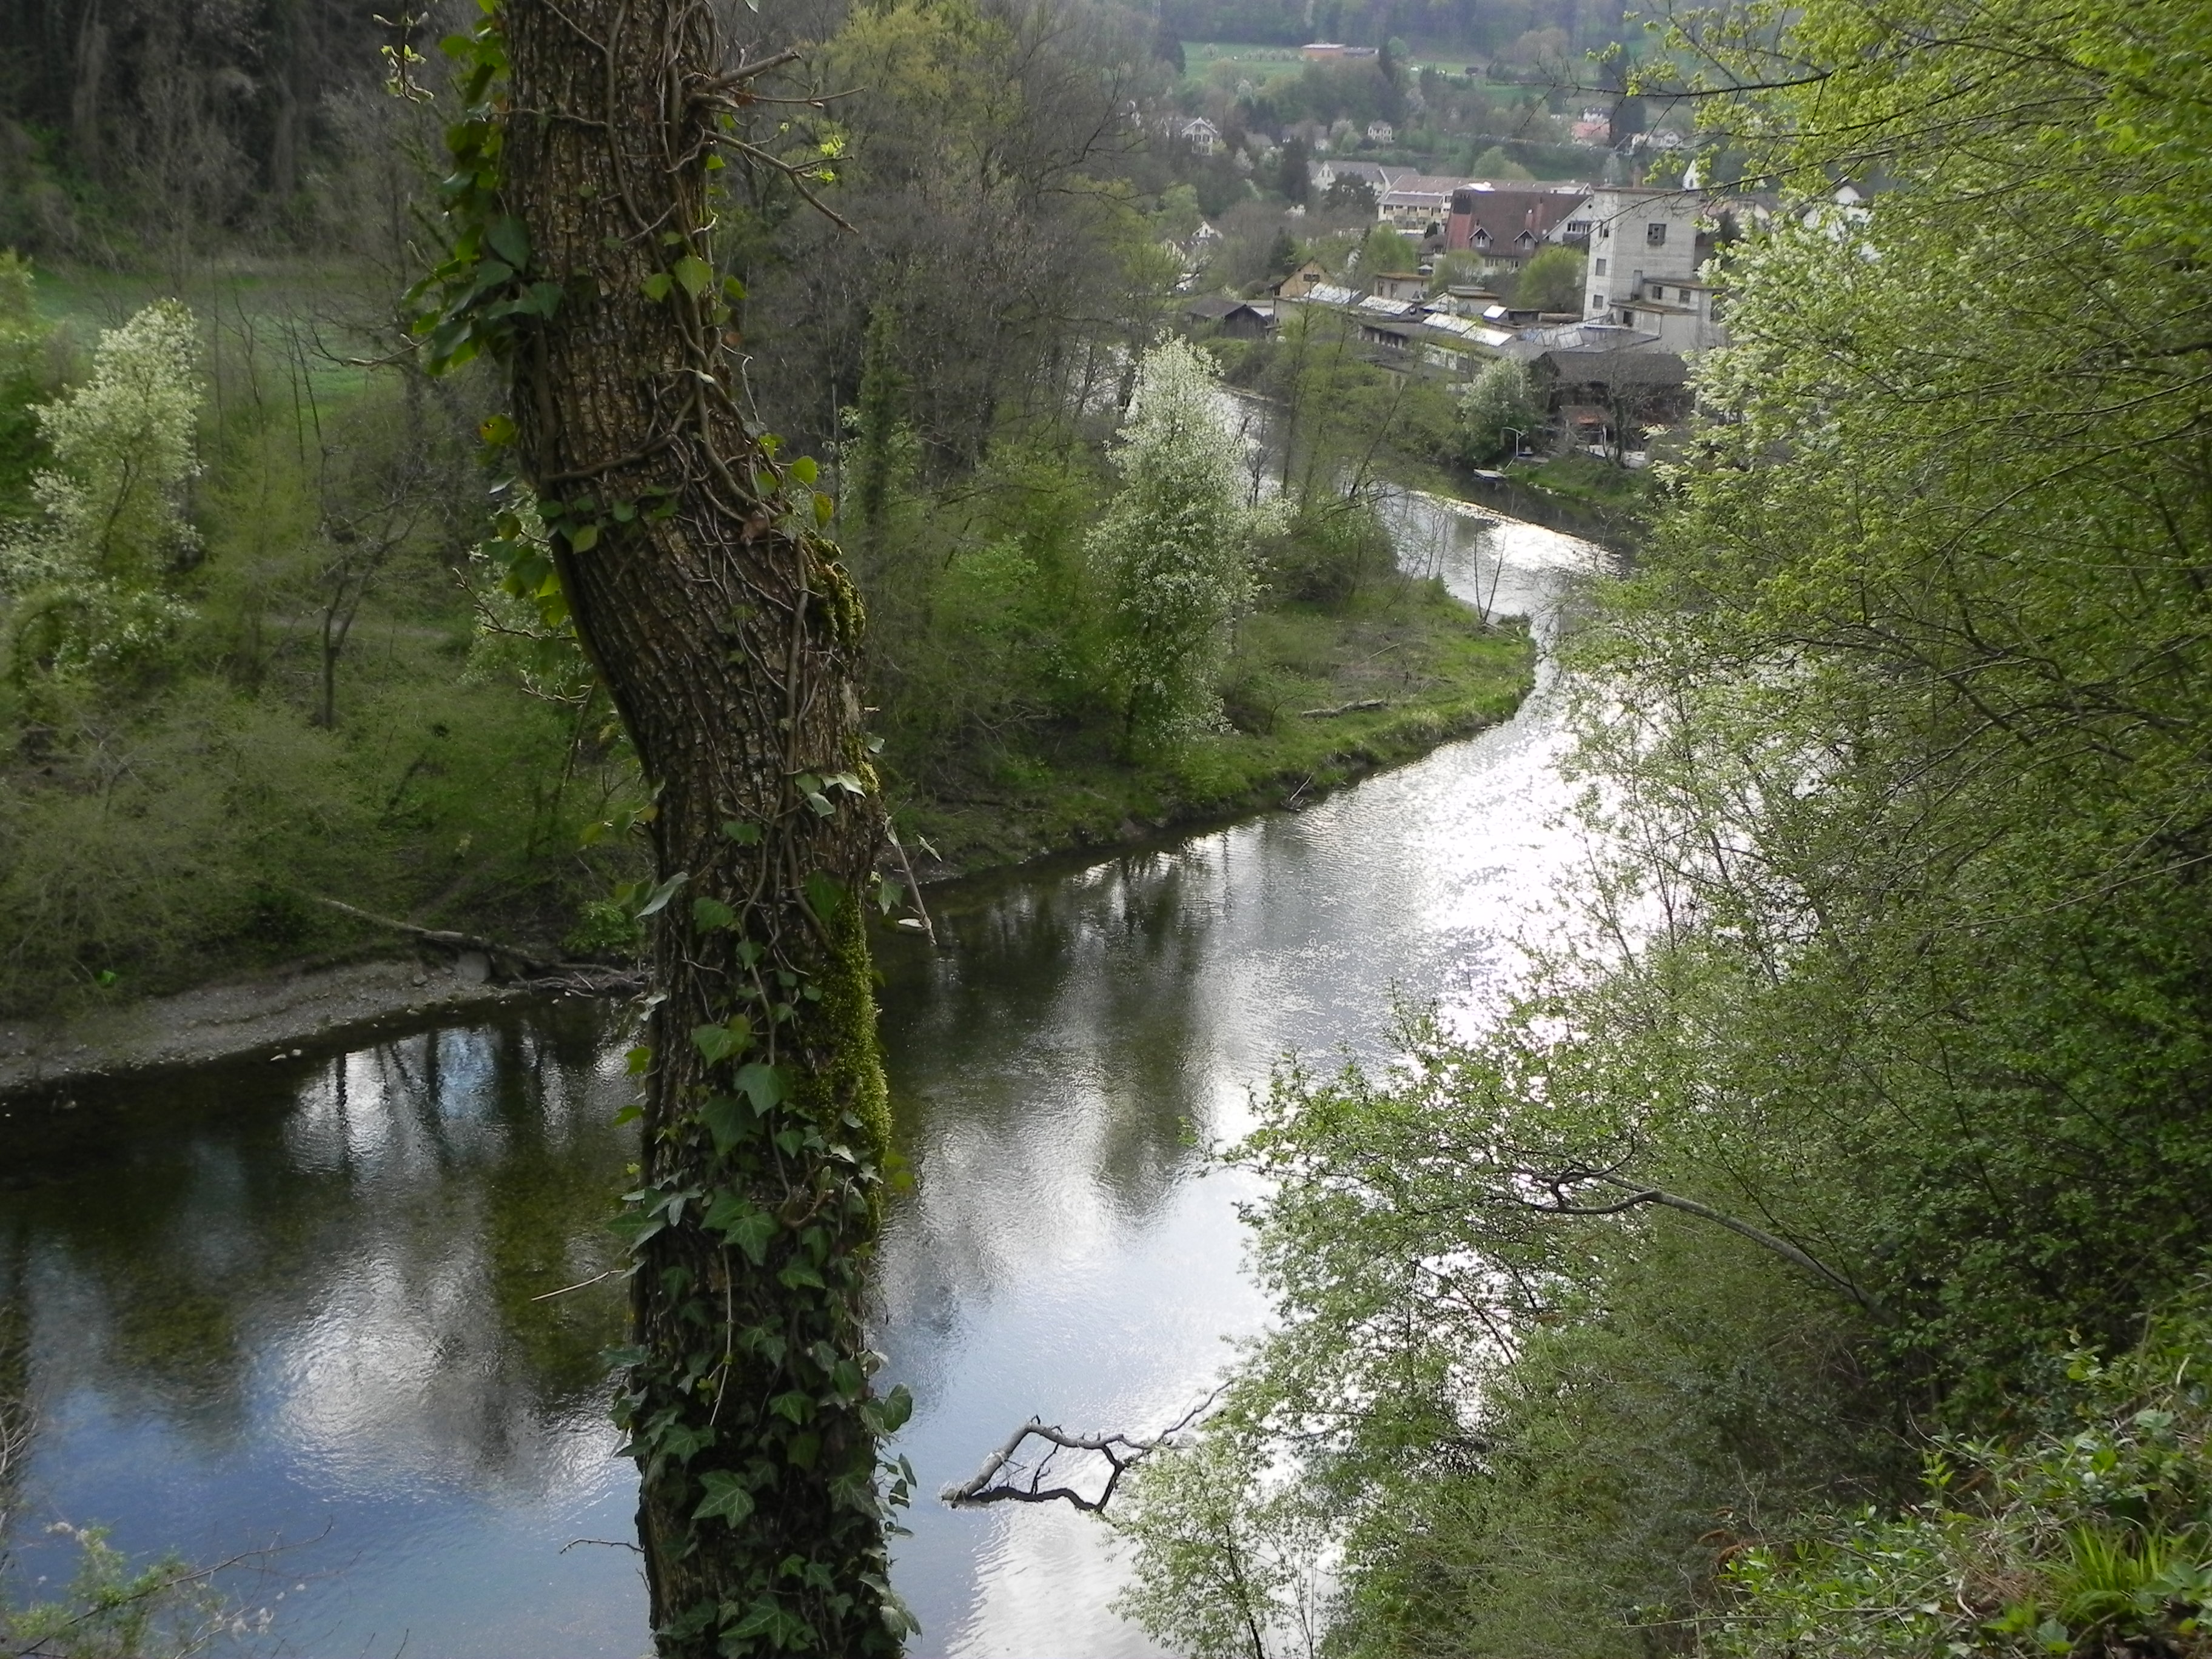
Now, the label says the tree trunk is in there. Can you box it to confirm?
[485,4,909,1652]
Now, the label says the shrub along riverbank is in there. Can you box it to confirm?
[0,259,1533,1021]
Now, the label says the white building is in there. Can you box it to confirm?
[1181,117,1222,156]
[1571,186,1724,348]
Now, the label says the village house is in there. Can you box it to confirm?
[1366,121,1395,144]
[1184,296,1275,339]
[1313,158,1407,199]
[1180,116,1222,156]
[1368,270,1427,302]
[1268,258,1332,299]
[1571,186,1723,347]
[1444,184,1590,276]
[1378,174,1471,238]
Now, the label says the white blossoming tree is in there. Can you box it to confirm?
[1,301,203,681]
[1089,337,1265,752]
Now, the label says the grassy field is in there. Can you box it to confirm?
[899,575,1534,878]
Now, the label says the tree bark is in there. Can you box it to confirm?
[489,4,908,1652]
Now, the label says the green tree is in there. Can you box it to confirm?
[1469,142,1534,179]
[1457,356,1541,462]
[1358,223,1416,276]
[0,252,53,520]
[1088,337,1264,751]
[1512,243,1584,311]
[0,301,202,682]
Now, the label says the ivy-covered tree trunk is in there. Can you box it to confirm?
[456,2,911,1652]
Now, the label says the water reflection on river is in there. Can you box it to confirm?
[0,509,1603,1657]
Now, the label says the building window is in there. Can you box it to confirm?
[1649,284,1664,299]
[1566,221,1589,236]
[1591,293,1604,310]
[1646,221,1667,246]
[1594,258,1607,275]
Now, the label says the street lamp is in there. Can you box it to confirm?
[1503,426,1527,462]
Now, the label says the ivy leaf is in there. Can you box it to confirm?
[803,870,848,923]
[692,1019,752,1065]
[778,1259,827,1290]
[565,521,599,552]
[789,455,819,485]
[660,1420,715,1461]
[704,1194,778,1264]
[672,254,712,297]
[486,215,531,270]
[635,870,689,917]
[722,819,762,846]
[691,896,737,932]
[693,1470,756,1528]
[876,1383,914,1433]
[735,1062,788,1114]
[641,271,673,302]
[769,1390,815,1424]
[699,1093,745,1155]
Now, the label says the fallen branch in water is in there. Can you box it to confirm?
[942,1392,1219,1513]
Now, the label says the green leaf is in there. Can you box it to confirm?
[641,271,673,302]
[566,521,599,553]
[671,255,712,297]
[790,455,819,485]
[735,1062,788,1114]
[770,1390,815,1424]
[635,870,689,917]
[486,215,531,270]
[478,412,516,446]
[877,1382,915,1433]
[694,1470,756,1527]
[803,870,848,923]
[722,819,762,846]
[778,1259,827,1290]
[691,1020,753,1065]
[660,1420,715,1461]
[814,491,836,526]
[722,275,747,301]
[704,1194,778,1263]
[691,896,737,932]
[699,1093,746,1155]
[612,1101,643,1125]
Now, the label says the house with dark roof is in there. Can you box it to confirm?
[1444,185,1590,275]
[1184,297,1275,340]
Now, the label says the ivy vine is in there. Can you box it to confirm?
[398,4,919,1651]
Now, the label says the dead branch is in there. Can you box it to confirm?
[942,1393,1218,1513]
[310,896,560,975]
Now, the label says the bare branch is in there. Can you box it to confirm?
[943,1393,1218,1513]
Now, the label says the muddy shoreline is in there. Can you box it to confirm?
[0,956,586,1102]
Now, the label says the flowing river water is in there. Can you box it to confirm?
[0,494,1606,1657]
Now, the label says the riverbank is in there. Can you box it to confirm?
[896,576,1534,880]
[0,576,1536,1100]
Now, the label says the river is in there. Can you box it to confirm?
[0,499,1605,1656]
